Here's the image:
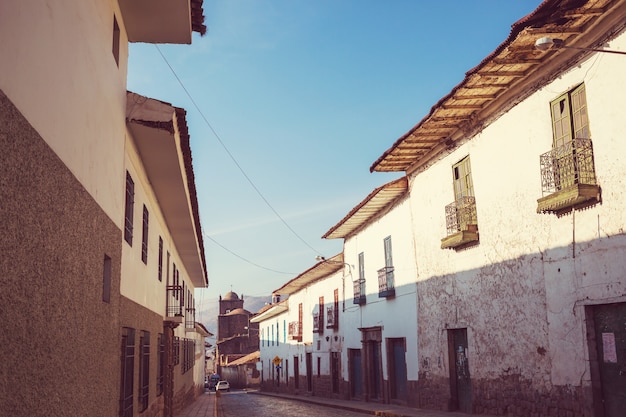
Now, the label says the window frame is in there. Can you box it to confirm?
[158,237,163,281]
[124,172,134,246]
[141,205,149,264]
[120,327,135,417]
[138,331,150,412]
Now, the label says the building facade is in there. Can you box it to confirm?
[0,1,208,417]
[216,291,260,383]
[254,255,346,397]
[257,1,626,416]
[369,1,626,416]
[322,177,419,407]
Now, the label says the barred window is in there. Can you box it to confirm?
[120,328,135,417]
[157,333,164,396]
[158,237,163,281]
[124,172,134,246]
[173,336,180,366]
[138,331,150,412]
[141,205,149,264]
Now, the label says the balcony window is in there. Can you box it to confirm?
[185,307,195,329]
[326,305,338,329]
[318,296,324,335]
[537,84,598,214]
[377,266,395,298]
[288,321,302,341]
[166,285,183,318]
[353,279,366,305]
[312,312,320,333]
[441,156,479,249]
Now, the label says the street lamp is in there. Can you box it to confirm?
[315,255,354,312]
[534,37,626,56]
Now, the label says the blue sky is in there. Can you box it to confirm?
[127,1,539,307]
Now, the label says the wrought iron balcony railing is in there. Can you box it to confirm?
[537,138,599,214]
[288,321,302,341]
[539,138,596,195]
[185,307,195,329]
[326,306,338,329]
[377,266,395,298]
[312,312,320,333]
[353,280,366,305]
[166,285,183,317]
[444,196,478,236]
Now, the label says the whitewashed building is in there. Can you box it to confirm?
[322,176,419,406]
[369,0,626,416]
[253,254,347,396]
[0,2,208,417]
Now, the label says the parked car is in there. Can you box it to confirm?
[215,380,230,392]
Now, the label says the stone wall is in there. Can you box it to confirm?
[0,89,122,417]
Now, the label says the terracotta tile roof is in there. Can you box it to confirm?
[175,107,208,286]
[191,0,207,36]
[322,176,408,239]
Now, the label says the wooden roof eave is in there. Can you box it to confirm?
[322,177,408,240]
[370,0,626,175]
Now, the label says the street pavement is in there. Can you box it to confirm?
[176,389,500,417]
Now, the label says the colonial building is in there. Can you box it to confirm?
[0,2,208,417]
[256,1,626,416]
[254,254,346,396]
[369,0,626,416]
[322,176,418,406]
[216,291,260,379]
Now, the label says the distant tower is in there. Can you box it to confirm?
[217,291,245,341]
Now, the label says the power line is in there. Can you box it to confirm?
[154,45,323,257]
[204,233,295,275]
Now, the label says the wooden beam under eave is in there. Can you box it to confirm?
[453,94,497,100]
[563,8,605,17]
[398,144,436,151]
[527,26,584,35]
[491,58,542,65]
[406,135,443,142]
[465,82,510,88]
[442,104,483,110]
[477,70,526,77]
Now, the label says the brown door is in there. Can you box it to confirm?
[592,303,626,417]
[448,328,472,413]
[306,353,312,391]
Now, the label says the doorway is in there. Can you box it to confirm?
[448,328,472,413]
[387,338,408,402]
[306,352,312,392]
[349,349,363,399]
[588,302,626,417]
[331,352,340,394]
[361,327,383,402]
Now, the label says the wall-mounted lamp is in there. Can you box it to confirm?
[315,255,354,312]
[534,37,626,56]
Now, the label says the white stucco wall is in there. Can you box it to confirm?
[408,27,626,389]
[341,195,419,382]
[121,131,201,320]
[0,0,129,224]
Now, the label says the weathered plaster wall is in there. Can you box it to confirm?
[0,90,122,417]
[409,27,626,416]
